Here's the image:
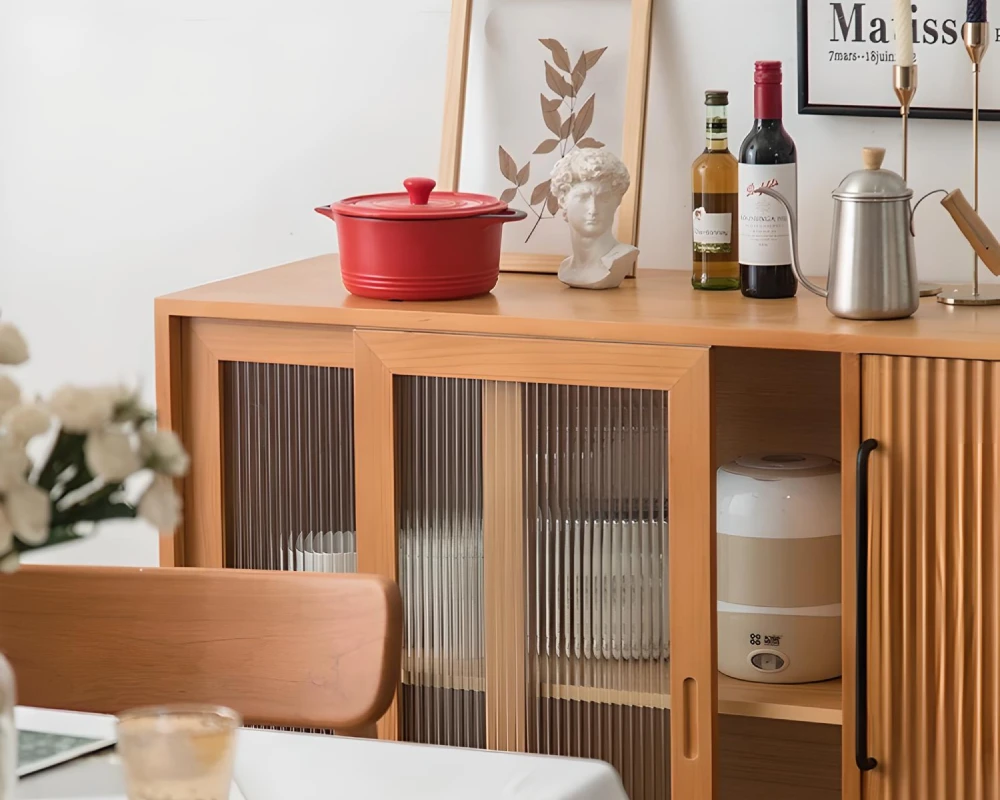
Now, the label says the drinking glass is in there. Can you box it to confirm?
[116,705,240,800]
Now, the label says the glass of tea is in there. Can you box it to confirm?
[116,705,241,800]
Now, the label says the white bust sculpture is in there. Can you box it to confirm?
[551,148,638,290]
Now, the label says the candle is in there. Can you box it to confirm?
[968,0,988,23]
[894,0,914,66]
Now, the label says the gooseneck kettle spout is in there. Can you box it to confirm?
[753,186,828,299]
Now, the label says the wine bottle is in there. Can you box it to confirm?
[691,90,739,290]
[738,61,798,299]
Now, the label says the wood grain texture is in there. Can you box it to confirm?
[188,318,354,368]
[616,0,653,261]
[499,253,563,275]
[714,347,841,467]
[0,566,402,730]
[355,329,702,390]
[862,355,1000,800]
[668,350,717,798]
[156,256,1000,362]
[482,382,526,751]
[437,0,472,192]
[183,321,225,567]
[353,332,401,740]
[840,353,862,800]
[154,306,185,567]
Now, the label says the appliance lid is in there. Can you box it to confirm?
[833,146,911,201]
[721,453,841,481]
[332,177,508,220]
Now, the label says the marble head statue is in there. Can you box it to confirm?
[550,148,638,290]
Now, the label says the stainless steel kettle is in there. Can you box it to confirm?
[757,147,919,320]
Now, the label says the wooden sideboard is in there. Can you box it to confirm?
[155,255,1000,800]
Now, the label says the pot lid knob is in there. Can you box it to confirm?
[862,147,886,170]
[403,177,436,206]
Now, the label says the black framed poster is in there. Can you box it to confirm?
[798,0,1000,120]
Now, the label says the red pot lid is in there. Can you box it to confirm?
[332,177,508,220]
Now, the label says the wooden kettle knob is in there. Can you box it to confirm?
[862,147,887,170]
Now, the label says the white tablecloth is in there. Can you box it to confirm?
[15,708,627,800]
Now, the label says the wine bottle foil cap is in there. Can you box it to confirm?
[754,60,783,84]
[705,90,729,105]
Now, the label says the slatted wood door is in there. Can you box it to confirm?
[354,330,716,800]
[859,355,1000,800]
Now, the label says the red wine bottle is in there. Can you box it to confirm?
[738,61,798,299]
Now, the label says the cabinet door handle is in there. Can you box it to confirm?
[855,438,878,772]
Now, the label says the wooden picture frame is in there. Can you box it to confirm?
[438,0,653,274]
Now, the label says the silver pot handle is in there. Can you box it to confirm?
[754,187,828,299]
[910,189,948,237]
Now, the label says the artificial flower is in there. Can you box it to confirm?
[84,428,141,482]
[3,403,50,442]
[0,436,29,491]
[48,385,115,433]
[7,484,51,546]
[139,428,189,477]
[0,323,28,366]
[0,504,12,555]
[138,474,182,530]
[0,375,20,418]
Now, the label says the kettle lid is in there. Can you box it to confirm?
[833,147,912,201]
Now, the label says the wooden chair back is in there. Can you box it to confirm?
[0,565,401,730]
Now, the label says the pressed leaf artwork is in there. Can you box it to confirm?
[498,38,609,243]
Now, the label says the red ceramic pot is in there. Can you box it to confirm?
[317,177,528,301]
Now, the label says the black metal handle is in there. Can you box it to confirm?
[856,438,879,772]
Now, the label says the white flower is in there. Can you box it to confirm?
[7,484,50,546]
[0,323,28,366]
[48,385,115,433]
[139,428,189,477]
[0,375,21,418]
[84,428,141,482]
[99,385,147,424]
[0,504,12,555]
[3,403,51,442]
[0,436,29,491]
[138,474,182,531]
[0,552,19,573]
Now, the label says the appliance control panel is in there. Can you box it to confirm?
[748,649,788,673]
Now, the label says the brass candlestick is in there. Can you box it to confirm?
[939,22,1000,306]
[894,65,942,297]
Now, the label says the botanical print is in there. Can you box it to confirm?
[497,38,607,242]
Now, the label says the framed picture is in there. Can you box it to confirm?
[438,0,653,273]
[798,0,1000,120]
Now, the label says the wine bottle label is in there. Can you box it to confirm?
[692,209,733,254]
[738,163,797,266]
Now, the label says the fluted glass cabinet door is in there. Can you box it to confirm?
[354,331,715,800]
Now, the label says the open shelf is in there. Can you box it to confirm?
[535,656,842,726]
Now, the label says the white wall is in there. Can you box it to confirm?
[1,0,995,565]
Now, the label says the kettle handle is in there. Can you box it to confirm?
[754,187,828,299]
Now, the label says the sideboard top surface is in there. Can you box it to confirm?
[157,255,1000,361]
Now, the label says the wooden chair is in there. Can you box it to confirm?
[0,565,402,730]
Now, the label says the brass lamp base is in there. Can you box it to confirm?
[937,286,1000,306]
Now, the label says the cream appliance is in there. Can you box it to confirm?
[717,454,841,683]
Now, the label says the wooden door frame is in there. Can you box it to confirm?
[353,328,716,799]
[155,311,355,568]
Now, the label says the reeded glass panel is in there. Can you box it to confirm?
[396,376,486,748]
[526,385,670,800]
[223,362,356,573]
